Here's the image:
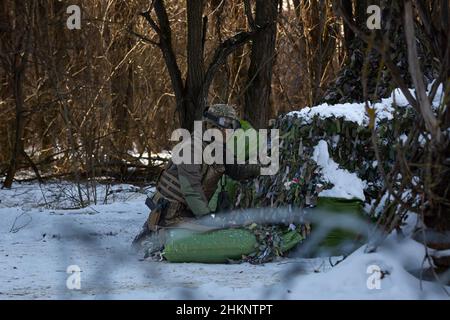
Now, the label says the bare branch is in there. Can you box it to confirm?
[404,0,442,143]
[244,0,256,31]
[140,11,162,36]
[202,27,266,105]
[127,27,160,47]
[140,0,184,116]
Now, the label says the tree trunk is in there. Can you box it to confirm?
[244,0,278,129]
[35,0,65,164]
[3,63,26,188]
[3,0,31,188]
[0,0,12,168]
[141,0,257,131]
[354,0,367,26]
[110,1,134,177]
[341,0,354,56]
[185,0,205,131]
[211,0,229,104]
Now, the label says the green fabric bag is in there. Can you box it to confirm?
[311,197,367,255]
[163,228,258,263]
[316,197,364,214]
[280,230,304,252]
[162,227,304,263]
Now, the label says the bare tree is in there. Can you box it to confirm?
[135,0,264,131]
[108,1,135,179]
[1,0,42,188]
[244,0,279,129]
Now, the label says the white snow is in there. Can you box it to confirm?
[390,87,415,107]
[283,236,447,299]
[0,182,330,299]
[399,134,409,145]
[428,82,445,109]
[288,103,368,125]
[312,140,366,201]
[286,84,443,126]
[286,97,396,126]
[0,182,448,300]
[127,147,172,166]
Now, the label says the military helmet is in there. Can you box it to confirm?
[203,104,241,129]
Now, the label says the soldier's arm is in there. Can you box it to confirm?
[177,162,211,217]
[225,163,261,181]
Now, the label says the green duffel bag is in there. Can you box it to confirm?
[162,228,258,263]
[162,227,305,263]
[316,197,364,214]
[280,229,304,252]
[311,197,367,255]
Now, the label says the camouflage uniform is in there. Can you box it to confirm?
[132,105,259,248]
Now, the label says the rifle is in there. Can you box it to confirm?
[145,193,169,231]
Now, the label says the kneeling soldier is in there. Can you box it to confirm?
[132,104,260,252]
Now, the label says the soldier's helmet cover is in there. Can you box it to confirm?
[203,104,241,129]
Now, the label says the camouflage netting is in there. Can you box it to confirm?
[232,97,419,262]
[236,106,416,209]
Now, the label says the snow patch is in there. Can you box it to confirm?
[312,140,366,201]
[284,236,447,299]
[286,84,443,126]
[288,103,367,125]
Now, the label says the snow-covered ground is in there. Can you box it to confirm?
[0,182,448,300]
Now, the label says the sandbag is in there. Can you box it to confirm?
[316,197,364,214]
[280,230,304,252]
[162,227,304,263]
[311,197,367,255]
[163,228,258,263]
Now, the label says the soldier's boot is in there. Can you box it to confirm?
[142,230,166,259]
[132,223,165,258]
[132,200,165,251]
[131,221,153,251]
